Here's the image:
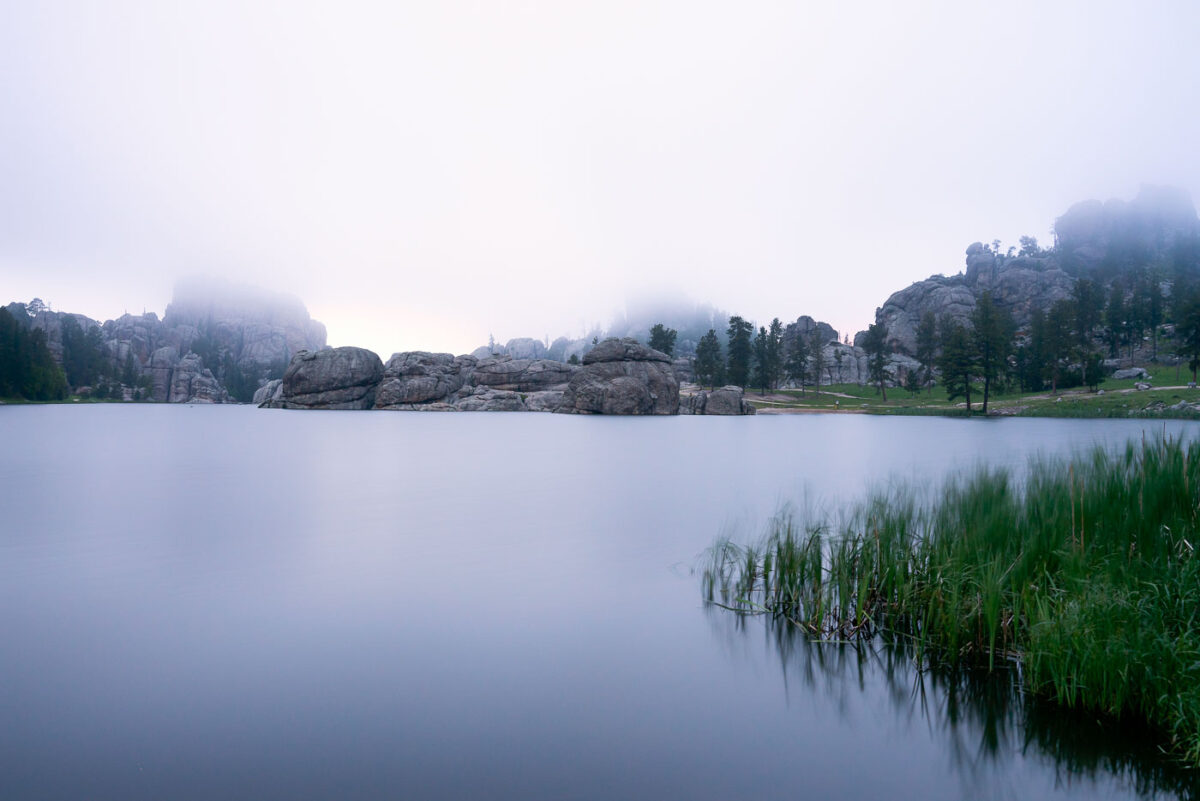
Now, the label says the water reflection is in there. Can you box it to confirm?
[705,607,1198,800]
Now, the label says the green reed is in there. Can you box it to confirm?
[702,435,1200,765]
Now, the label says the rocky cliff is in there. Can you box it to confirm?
[861,185,1199,356]
[5,279,327,403]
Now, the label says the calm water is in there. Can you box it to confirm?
[1,405,1197,800]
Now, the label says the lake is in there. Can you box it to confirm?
[1,405,1196,800]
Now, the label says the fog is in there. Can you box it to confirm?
[3,1,1200,358]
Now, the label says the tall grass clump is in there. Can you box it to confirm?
[702,435,1200,765]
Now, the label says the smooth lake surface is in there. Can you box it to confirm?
[2,405,1198,800]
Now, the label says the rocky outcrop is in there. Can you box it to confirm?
[861,276,977,355]
[266,349,588,413]
[472,356,577,392]
[785,316,839,348]
[368,352,577,411]
[861,186,1199,357]
[167,353,229,403]
[163,277,327,385]
[454,387,528,412]
[266,347,384,410]
[558,338,679,415]
[375,352,476,407]
[6,279,327,402]
[253,378,283,405]
[683,386,755,415]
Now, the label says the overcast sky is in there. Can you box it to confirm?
[3,1,1199,356]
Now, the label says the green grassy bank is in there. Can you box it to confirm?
[741,374,1200,418]
[703,436,1200,765]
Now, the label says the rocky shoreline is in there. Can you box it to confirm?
[256,337,753,415]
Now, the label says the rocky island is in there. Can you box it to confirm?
[256,337,749,415]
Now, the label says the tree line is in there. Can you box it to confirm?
[665,315,890,398]
[647,264,1200,413]
[0,307,68,400]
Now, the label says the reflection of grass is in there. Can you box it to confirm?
[708,611,1199,798]
[703,436,1200,767]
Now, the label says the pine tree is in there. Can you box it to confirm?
[1073,278,1103,387]
[1044,300,1074,393]
[1175,289,1200,382]
[648,323,677,357]
[861,320,889,401]
[938,319,975,413]
[915,311,937,395]
[784,328,808,395]
[1016,307,1048,392]
[1104,284,1126,358]
[725,316,753,388]
[694,329,723,389]
[971,291,1012,414]
[766,318,784,390]
[752,326,770,395]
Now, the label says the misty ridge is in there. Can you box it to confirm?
[4,184,1200,407]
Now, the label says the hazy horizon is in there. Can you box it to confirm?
[4,1,1200,358]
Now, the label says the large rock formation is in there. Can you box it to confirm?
[472,356,576,392]
[253,378,284,406]
[268,338,682,414]
[559,338,679,415]
[266,347,384,410]
[4,279,327,402]
[161,278,327,387]
[368,352,577,412]
[682,386,755,415]
[861,185,1199,357]
[167,353,229,403]
[375,352,476,407]
[785,316,839,348]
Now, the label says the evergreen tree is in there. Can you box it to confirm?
[903,368,922,397]
[766,318,784,390]
[1015,307,1047,392]
[0,308,68,400]
[1044,300,1075,393]
[1147,273,1164,360]
[1073,278,1103,387]
[751,326,770,395]
[915,311,937,395]
[861,320,889,401]
[60,315,110,389]
[971,291,1012,414]
[784,328,808,395]
[694,329,723,389]
[725,316,753,388]
[1104,284,1126,358]
[938,319,975,413]
[647,323,677,357]
[1175,290,1200,382]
